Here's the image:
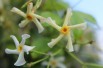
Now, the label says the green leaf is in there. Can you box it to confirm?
[31,37,51,58]
[40,11,63,26]
[71,11,96,24]
[41,0,68,11]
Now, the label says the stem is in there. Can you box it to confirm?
[47,61,50,68]
[67,52,103,68]
[84,63,103,68]
[34,50,48,55]
[69,52,84,64]
[52,49,62,56]
[28,56,49,67]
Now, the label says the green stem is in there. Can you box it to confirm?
[28,56,49,67]
[34,50,48,55]
[52,49,62,56]
[84,63,103,68]
[69,52,84,64]
[67,52,103,68]
[47,61,50,68]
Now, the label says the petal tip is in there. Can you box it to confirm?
[22,34,30,39]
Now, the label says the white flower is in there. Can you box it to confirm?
[11,1,45,33]
[42,56,66,68]
[47,8,87,52]
[5,34,35,66]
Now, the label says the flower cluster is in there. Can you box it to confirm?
[5,0,87,67]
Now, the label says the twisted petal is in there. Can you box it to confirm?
[57,63,66,68]
[14,52,26,66]
[34,0,42,10]
[63,8,72,26]
[5,48,18,54]
[56,57,65,62]
[66,34,74,52]
[10,35,19,47]
[33,18,44,33]
[24,45,35,54]
[48,34,64,48]
[20,34,30,45]
[27,2,33,14]
[11,7,26,17]
[47,17,61,31]
[70,22,87,30]
[33,14,46,22]
[42,61,48,66]
[19,20,29,28]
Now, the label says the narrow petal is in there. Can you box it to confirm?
[57,63,66,68]
[47,17,61,31]
[70,22,87,30]
[56,57,65,62]
[27,2,33,14]
[42,61,48,66]
[34,0,42,10]
[48,34,64,48]
[20,34,30,45]
[33,18,44,33]
[14,52,26,66]
[33,14,46,22]
[19,20,29,28]
[11,7,26,17]
[10,35,19,47]
[24,45,35,54]
[66,34,74,52]
[5,48,19,54]
[63,8,72,26]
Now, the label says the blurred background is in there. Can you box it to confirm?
[0,0,103,68]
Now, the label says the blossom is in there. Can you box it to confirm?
[42,56,66,68]
[47,8,87,52]
[5,34,35,66]
[11,1,45,33]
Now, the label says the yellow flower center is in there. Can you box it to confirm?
[17,45,23,53]
[26,13,34,20]
[50,60,57,66]
[60,26,70,34]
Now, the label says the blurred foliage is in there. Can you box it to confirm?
[0,0,102,68]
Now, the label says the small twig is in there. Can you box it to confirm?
[67,51,103,68]
[69,52,84,64]
[71,0,82,9]
[84,63,103,68]
[27,56,49,67]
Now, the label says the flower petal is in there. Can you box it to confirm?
[56,56,65,62]
[66,34,74,52]
[47,17,61,31]
[57,63,66,68]
[70,22,87,30]
[20,34,30,45]
[27,2,33,13]
[10,35,19,47]
[5,48,19,54]
[42,61,48,66]
[34,0,42,10]
[33,14,46,22]
[14,52,26,66]
[19,20,29,28]
[48,34,64,48]
[33,18,44,33]
[24,45,35,54]
[63,8,72,26]
[11,7,26,17]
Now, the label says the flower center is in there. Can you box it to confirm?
[60,26,70,34]
[18,45,23,53]
[26,13,33,20]
[50,60,57,66]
